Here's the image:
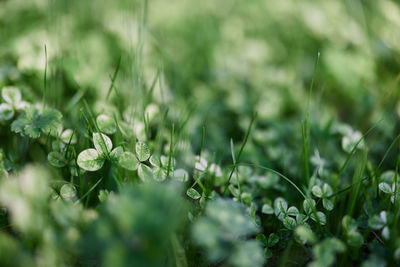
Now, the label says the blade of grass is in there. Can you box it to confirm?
[106,55,122,100]
[223,112,257,193]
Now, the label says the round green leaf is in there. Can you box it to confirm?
[136,141,150,162]
[322,183,333,197]
[47,151,67,168]
[303,199,316,215]
[264,248,272,259]
[138,163,153,182]
[295,225,316,244]
[96,114,116,135]
[262,204,274,214]
[93,132,112,156]
[311,211,326,225]
[161,155,176,169]
[98,190,109,203]
[149,155,161,167]
[0,103,14,120]
[274,197,288,216]
[312,185,323,198]
[118,151,139,171]
[379,182,392,194]
[342,215,358,232]
[110,146,123,160]
[187,188,201,200]
[60,184,77,201]
[283,216,297,230]
[287,206,299,217]
[2,86,21,106]
[368,215,385,229]
[60,129,77,144]
[77,148,105,171]
[323,198,334,211]
[173,168,189,182]
[347,231,363,247]
[267,233,279,247]
[153,167,166,182]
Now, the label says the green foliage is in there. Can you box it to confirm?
[11,107,62,138]
[0,0,400,266]
[192,198,263,266]
[82,182,186,267]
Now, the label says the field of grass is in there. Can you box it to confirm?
[0,0,400,266]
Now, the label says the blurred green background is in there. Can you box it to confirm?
[1,0,399,164]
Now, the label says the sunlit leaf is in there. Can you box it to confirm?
[2,86,21,106]
[187,188,201,200]
[323,198,334,211]
[138,163,153,182]
[96,114,116,135]
[173,168,189,182]
[378,182,392,194]
[283,216,297,230]
[312,185,323,198]
[60,129,77,144]
[0,103,14,120]
[60,184,77,201]
[136,141,150,162]
[77,148,104,171]
[110,146,123,160]
[310,211,326,225]
[262,203,274,214]
[11,107,62,138]
[93,132,112,156]
[118,151,139,171]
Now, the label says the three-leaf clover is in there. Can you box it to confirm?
[77,132,118,171]
[271,197,299,230]
[118,141,152,181]
[0,86,29,120]
[342,215,364,247]
[368,211,392,240]
[338,125,364,153]
[150,155,188,182]
[379,182,399,204]
[312,183,334,211]
[195,155,223,178]
[303,199,326,225]
[257,233,279,259]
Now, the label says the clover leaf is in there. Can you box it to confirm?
[77,148,104,171]
[187,188,201,200]
[342,216,363,247]
[379,182,400,204]
[11,106,62,138]
[47,151,68,168]
[312,183,334,211]
[368,211,391,240]
[60,184,77,202]
[2,86,21,106]
[93,132,112,156]
[77,132,115,171]
[137,163,153,182]
[60,129,77,144]
[118,151,139,171]
[0,103,14,120]
[0,87,30,121]
[136,141,151,162]
[96,114,116,135]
